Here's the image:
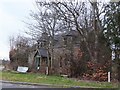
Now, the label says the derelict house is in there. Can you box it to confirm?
[28,30,81,75]
[28,32,50,74]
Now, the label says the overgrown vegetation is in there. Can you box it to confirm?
[8,0,120,82]
[83,61,111,81]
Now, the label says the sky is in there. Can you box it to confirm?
[0,0,114,60]
[0,0,36,60]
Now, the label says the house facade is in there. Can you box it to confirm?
[28,32,50,74]
[28,30,81,75]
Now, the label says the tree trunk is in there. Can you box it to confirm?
[91,1,99,62]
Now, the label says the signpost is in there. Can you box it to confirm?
[17,66,28,73]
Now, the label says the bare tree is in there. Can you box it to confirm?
[34,1,94,61]
[25,0,112,77]
[26,1,67,71]
[9,35,31,70]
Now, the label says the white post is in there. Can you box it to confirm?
[108,72,110,82]
[46,67,48,75]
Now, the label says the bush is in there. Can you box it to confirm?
[83,61,111,81]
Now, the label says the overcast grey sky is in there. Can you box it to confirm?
[0,0,36,60]
[0,0,113,60]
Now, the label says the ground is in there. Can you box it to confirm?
[0,71,118,88]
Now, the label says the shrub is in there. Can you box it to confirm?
[83,61,111,81]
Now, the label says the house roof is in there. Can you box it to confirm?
[65,30,78,36]
[54,35,63,48]
[37,48,48,57]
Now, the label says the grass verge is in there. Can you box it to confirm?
[0,71,118,88]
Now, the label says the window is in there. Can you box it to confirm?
[35,55,40,70]
[63,37,67,45]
